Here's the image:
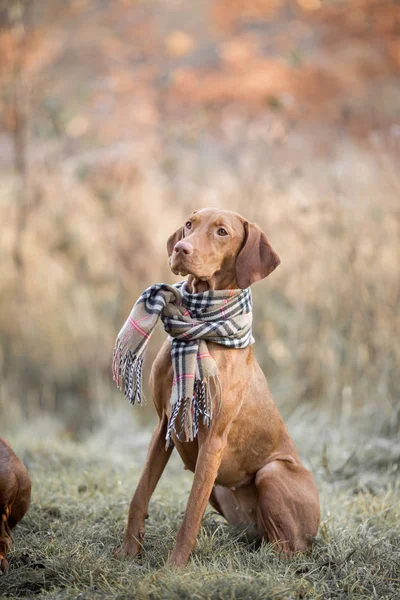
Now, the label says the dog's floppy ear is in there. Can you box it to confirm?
[236,222,280,289]
[167,227,184,256]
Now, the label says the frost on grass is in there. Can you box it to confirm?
[1,415,400,600]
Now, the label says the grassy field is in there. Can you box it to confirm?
[1,1,399,598]
[1,410,399,600]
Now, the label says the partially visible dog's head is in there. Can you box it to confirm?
[167,208,280,291]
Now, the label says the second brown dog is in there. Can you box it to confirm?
[0,437,31,572]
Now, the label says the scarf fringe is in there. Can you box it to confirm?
[165,376,220,448]
[113,339,219,445]
[113,340,145,405]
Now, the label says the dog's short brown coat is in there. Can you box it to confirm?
[0,437,31,572]
[117,208,320,567]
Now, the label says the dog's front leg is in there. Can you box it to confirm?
[169,434,226,568]
[116,413,173,558]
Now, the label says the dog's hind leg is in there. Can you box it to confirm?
[255,459,320,553]
[208,486,225,516]
[209,484,259,541]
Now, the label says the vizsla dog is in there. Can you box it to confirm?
[117,208,319,567]
[0,438,31,572]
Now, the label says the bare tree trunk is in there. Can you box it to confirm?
[12,67,30,275]
[8,0,33,293]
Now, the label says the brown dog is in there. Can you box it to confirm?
[0,438,31,572]
[117,208,320,567]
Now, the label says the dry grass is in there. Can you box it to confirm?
[1,412,400,600]
[1,130,399,436]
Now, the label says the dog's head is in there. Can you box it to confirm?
[167,208,280,290]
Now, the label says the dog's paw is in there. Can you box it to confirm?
[114,538,142,559]
[168,549,189,569]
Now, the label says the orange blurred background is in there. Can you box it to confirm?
[0,0,399,437]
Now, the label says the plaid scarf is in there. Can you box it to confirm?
[112,282,254,446]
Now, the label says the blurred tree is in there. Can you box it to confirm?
[0,0,34,287]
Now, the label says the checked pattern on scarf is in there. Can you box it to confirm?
[112,282,254,447]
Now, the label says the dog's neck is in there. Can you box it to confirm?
[186,270,238,293]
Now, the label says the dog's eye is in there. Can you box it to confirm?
[185,221,192,230]
[217,227,228,236]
